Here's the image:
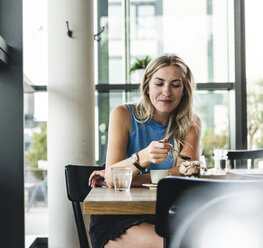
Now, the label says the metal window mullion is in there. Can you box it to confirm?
[95,82,234,92]
[34,83,235,93]
[230,0,247,150]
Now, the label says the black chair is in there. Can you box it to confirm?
[65,164,105,248]
[155,176,263,248]
[227,148,263,169]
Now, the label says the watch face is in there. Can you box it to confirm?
[131,153,137,163]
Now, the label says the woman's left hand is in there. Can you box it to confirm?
[89,169,107,188]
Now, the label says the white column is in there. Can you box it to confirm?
[48,0,95,247]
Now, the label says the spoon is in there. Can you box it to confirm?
[170,148,192,161]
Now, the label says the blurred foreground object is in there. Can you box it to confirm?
[155,176,263,248]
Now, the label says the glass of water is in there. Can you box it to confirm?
[111,167,133,192]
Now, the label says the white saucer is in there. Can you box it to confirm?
[142,183,158,190]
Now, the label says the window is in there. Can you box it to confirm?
[245,0,263,151]
[95,0,238,165]
[23,0,48,240]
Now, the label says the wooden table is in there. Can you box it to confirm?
[83,187,156,215]
[83,169,263,215]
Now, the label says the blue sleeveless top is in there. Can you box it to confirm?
[125,104,174,173]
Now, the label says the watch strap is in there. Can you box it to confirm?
[133,161,145,171]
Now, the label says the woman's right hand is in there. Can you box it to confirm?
[138,138,173,166]
[89,169,107,188]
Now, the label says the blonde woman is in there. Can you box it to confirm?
[89,54,202,248]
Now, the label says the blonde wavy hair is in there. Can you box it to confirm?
[131,53,196,152]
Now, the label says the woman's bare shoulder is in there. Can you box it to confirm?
[111,104,130,119]
[110,105,131,130]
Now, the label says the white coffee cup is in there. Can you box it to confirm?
[150,169,169,184]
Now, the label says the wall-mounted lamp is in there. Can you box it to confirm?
[0,35,9,65]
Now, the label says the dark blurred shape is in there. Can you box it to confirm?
[172,190,263,248]
[155,176,263,248]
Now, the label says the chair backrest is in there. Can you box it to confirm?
[65,164,105,202]
[227,148,263,168]
[65,164,105,248]
[155,176,263,248]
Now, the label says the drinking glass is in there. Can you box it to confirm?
[111,167,132,192]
